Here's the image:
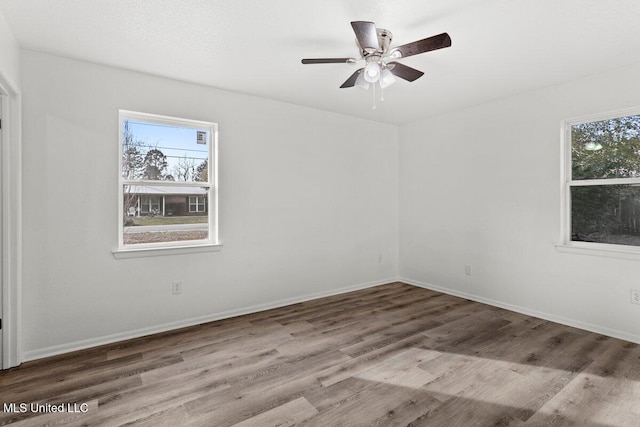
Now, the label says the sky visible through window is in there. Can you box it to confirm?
[127,120,209,177]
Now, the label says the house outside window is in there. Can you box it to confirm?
[562,109,640,250]
[117,110,218,252]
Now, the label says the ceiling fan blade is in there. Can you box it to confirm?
[351,21,380,53]
[340,68,364,88]
[387,62,424,82]
[302,58,356,64]
[390,33,451,59]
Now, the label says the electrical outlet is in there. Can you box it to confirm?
[172,282,182,295]
[464,264,472,276]
[631,289,640,305]
[378,254,383,264]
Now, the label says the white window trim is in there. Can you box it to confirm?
[113,242,223,259]
[113,110,221,258]
[558,106,640,259]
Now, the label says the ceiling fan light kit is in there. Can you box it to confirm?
[302,21,452,108]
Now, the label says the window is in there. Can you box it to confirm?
[562,109,640,250]
[117,110,218,254]
[189,196,206,213]
[140,196,161,215]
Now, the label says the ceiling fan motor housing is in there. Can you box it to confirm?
[375,28,393,54]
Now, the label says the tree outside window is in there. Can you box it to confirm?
[568,113,640,247]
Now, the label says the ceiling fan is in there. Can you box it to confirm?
[302,21,451,91]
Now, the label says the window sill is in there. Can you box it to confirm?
[112,242,223,259]
[556,242,640,260]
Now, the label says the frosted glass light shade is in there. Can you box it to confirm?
[364,61,381,83]
[584,141,603,151]
[355,71,370,90]
[380,69,397,88]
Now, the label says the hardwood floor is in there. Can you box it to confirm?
[1,282,639,426]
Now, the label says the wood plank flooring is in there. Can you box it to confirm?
[1,282,640,426]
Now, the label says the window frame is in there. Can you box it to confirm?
[560,107,640,256]
[114,110,221,258]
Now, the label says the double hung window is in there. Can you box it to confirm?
[117,110,218,253]
[563,110,640,250]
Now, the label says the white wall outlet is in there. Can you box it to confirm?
[631,289,640,305]
[172,282,182,295]
[378,254,383,264]
[464,264,472,276]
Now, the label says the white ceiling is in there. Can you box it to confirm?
[1,0,640,124]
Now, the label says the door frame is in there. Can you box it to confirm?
[0,71,22,369]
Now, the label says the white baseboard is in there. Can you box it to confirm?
[23,277,400,362]
[400,276,640,345]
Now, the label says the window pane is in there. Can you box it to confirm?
[122,120,210,183]
[571,184,640,246]
[123,185,209,245]
[571,115,640,180]
[189,196,206,212]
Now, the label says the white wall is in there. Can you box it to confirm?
[20,51,399,359]
[0,10,20,88]
[399,62,640,343]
